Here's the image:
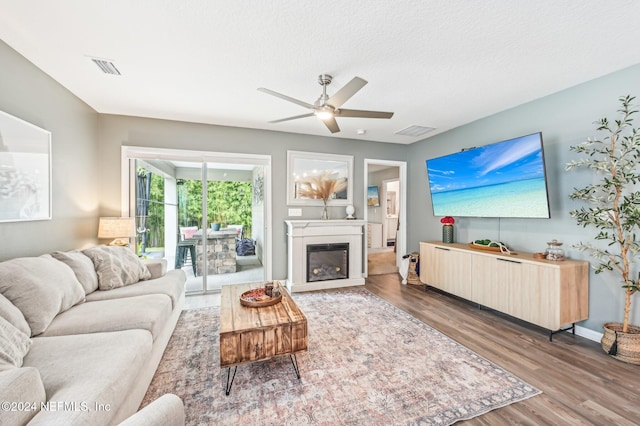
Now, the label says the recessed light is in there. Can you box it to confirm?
[357,129,366,135]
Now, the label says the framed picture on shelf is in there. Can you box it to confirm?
[287,150,353,206]
[0,110,52,222]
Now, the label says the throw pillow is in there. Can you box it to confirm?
[0,256,86,336]
[143,258,168,279]
[0,293,31,337]
[83,245,151,290]
[51,251,100,295]
[0,315,32,367]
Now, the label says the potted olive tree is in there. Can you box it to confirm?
[566,95,640,364]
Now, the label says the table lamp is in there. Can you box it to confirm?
[98,217,136,246]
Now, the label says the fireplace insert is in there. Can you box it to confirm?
[306,243,349,282]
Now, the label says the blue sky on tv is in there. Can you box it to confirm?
[426,133,545,194]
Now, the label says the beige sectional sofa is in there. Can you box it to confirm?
[0,245,186,426]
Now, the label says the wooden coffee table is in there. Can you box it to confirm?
[219,282,308,395]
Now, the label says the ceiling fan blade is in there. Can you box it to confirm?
[337,108,394,119]
[268,113,315,123]
[257,88,315,110]
[321,116,340,133]
[327,77,367,108]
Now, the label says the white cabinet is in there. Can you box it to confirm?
[367,223,383,248]
[419,241,589,331]
[386,216,398,240]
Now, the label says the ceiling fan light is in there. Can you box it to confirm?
[315,110,333,120]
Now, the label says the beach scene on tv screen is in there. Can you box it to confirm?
[426,133,550,218]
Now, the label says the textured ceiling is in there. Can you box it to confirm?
[1,1,640,144]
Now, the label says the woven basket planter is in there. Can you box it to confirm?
[407,253,421,285]
[600,322,640,365]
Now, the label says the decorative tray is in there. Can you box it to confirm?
[239,286,282,308]
[468,242,502,252]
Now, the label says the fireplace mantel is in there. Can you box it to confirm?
[285,220,366,292]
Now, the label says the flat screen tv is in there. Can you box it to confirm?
[367,186,380,206]
[425,132,551,218]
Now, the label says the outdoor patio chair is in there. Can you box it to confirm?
[226,224,243,240]
[176,228,197,275]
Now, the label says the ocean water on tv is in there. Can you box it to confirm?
[432,178,549,218]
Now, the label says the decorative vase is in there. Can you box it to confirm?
[211,223,221,231]
[345,205,355,219]
[442,224,454,243]
[600,322,640,365]
[321,201,329,220]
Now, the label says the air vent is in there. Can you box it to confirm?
[90,58,121,75]
[395,125,435,137]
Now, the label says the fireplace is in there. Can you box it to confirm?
[285,219,365,292]
[306,243,349,282]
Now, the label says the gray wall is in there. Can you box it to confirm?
[97,114,405,279]
[407,63,640,332]
[0,40,99,260]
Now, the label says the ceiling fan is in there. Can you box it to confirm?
[258,74,394,134]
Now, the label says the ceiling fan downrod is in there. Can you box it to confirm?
[315,74,332,107]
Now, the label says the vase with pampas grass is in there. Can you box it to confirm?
[297,172,348,220]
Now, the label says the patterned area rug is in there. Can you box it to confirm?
[142,288,540,425]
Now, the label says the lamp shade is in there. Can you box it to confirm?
[98,217,136,244]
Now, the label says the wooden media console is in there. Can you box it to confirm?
[419,241,589,339]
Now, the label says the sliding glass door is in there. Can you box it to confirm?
[124,147,272,294]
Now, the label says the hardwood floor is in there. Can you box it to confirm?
[365,274,640,425]
[185,276,640,424]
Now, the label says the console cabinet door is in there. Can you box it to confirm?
[420,243,442,288]
[442,248,472,299]
[420,243,471,299]
[471,255,503,311]
[507,263,559,330]
[495,258,527,318]
[492,259,559,330]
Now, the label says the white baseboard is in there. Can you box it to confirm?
[575,325,602,342]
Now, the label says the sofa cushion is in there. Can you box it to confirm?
[0,292,31,336]
[51,250,100,294]
[143,258,168,279]
[40,294,172,341]
[0,256,85,336]
[0,315,32,367]
[85,269,186,309]
[24,329,152,426]
[0,366,46,425]
[118,393,185,426]
[83,245,151,290]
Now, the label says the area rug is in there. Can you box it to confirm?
[142,288,540,425]
[367,251,399,275]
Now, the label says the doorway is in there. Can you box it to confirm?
[363,159,407,277]
[382,178,400,248]
[121,147,272,294]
